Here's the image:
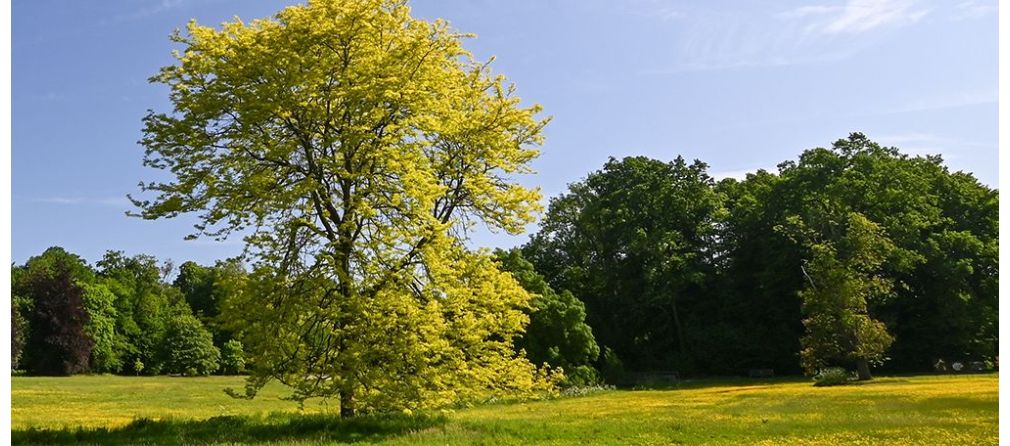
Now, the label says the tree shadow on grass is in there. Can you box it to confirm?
[12,412,446,445]
[624,376,812,392]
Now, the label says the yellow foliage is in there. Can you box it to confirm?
[139,0,553,413]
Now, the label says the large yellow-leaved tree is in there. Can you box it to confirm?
[132,0,555,416]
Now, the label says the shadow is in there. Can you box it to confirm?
[12,412,446,445]
[624,376,812,391]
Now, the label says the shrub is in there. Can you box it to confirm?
[598,347,628,386]
[813,367,852,387]
[559,383,615,398]
[159,313,220,376]
[219,339,245,375]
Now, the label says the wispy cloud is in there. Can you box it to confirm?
[106,0,186,24]
[639,1,929,75]
[639,51,852,74]
[874,132,994,159]
[886,89,997,114]
[655,7,684,21]
[952,0,997,20]
[29,196,132,207]
[778,0,930,34]
[617,0,685,21]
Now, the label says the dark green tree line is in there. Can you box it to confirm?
[525,133,997,378]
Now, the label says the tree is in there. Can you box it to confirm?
[15,247,94,375]
[82,282,122,373]
[98,251,190,375]
[494,249,600,385]
[524,156,723,374]
[174,259,245,346]
[159,313,221,376]
[12,294,30,371]
[174,262,216,318]
[134,0,552,416]
[772,134,997,371]
[709,171,806,375]
[219,339,246,375]
[710,133,997,375]
[793,213,896,380]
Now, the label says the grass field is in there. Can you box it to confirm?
[12,373,997,445]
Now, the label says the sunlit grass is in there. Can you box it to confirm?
[12,373,997,445]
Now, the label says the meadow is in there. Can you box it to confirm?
[11,373,997,445]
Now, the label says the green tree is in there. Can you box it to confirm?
[712,133,997,375]
[134,0,553,415]
[494,249,600,385]
[219,339,246,375]
[81,282,122,373]
[159,313,221,376]
[524,156,723,374]
[12,294,30,371]
[709,171,806,374]
[792,213,896,380]
[773,134,997,371]
[173,262,217,318]
[174,259,245,346]
[98,251,190,375]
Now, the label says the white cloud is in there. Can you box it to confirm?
[655,7,684,21]
[617,1,685,21]
[952,0,997,20]
[886,89,997,114]
[775,5,842,20]
[30,196,131,207]
[873,132,994,159]
[779,0,930,34]
[106,0,186,24]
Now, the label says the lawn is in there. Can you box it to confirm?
[11,373,997,445]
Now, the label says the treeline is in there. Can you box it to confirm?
[11,249,245,376]
[520,133,997,378]
[11,134,997,382]
[9,245,600,384]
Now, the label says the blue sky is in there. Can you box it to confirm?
[12,0,998,266]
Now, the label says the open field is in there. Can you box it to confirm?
[12,373,997,445]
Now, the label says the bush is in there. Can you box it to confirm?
[813,367,852,387]
[159,313,220,376]
[559,365,600,387]
[598,347,628,386]
[559,383,615,398]
[219,339,245,375]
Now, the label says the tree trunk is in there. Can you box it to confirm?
[340,387,355,417]
[855,359,872,381]
[671,301,687,356]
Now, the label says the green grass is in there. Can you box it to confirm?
[12,373,998,445]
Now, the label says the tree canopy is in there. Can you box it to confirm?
[525,133,997,379]
[134,0,553,415]
[524,156,724,373]
[494,249,600,385]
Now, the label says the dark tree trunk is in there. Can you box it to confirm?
[856,359,873,381]
[671,301,687,356]
[340,387,355,417]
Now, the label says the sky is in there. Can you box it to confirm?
[12,0,998,267]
